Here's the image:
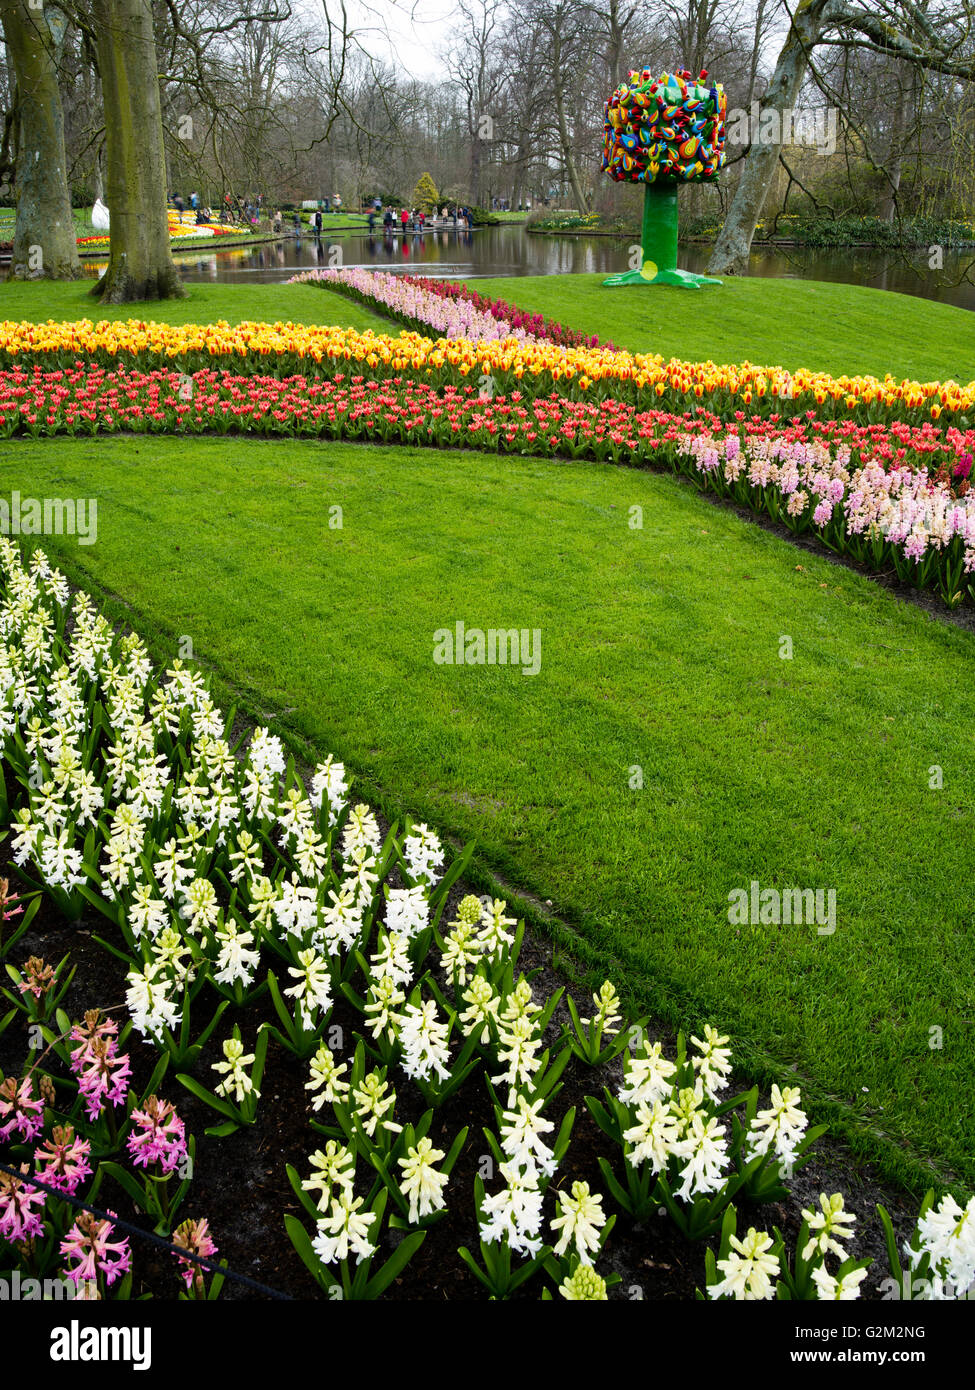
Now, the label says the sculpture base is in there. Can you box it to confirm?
[602,266,722,289]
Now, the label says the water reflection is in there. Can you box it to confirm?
[80,224,974,311]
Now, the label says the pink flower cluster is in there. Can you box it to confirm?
[173,1216,218,1292]
[399,275,609,350]
[60,1211,131,1288]
[33,1124,93,1195]
[289,267,535,343]
[68,1014,132,1122]
[0,1164,46,1243]
[679,429,975,570]
[126,1096,188,1174]
[0,1075,44,1142]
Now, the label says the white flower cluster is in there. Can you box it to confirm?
[907,1194,975,1299]
[0,541,432,1053]
[620,1028,734,1200]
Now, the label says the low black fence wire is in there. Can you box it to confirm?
[0,1157,293,1300]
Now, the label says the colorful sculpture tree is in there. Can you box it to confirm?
[602,67,727,289]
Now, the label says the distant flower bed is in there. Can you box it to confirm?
[1,364,973,604]
[398,275,610,350]
[76,218,242,252]
[288,266,535,343]
[290,268,607,351]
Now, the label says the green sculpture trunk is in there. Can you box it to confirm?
[603,182,721,289]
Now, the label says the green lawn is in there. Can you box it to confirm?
[0,279,391,335]
[6,433,974,1196]
[467,273,975,382]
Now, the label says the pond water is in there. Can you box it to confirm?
[90,223,975,311]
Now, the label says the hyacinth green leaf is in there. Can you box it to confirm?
[363,1230,427,1298]
[175,1073,239,1121]
[284,1214,338,1294]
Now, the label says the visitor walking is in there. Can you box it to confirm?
[400,207,409,231]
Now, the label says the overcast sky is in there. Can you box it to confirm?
[346,0,459,80]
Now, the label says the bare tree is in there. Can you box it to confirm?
[0,0,80,279]
[78,0,184,299]
[709,0,975,274]
[442,0,506,207]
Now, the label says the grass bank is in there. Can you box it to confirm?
[465,273,975,382]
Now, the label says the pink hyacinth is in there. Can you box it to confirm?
[173,1216,218,1294]
[17,956,55,1000]
[903,531,928,560]
[60,1210,131,1288]
[33,1124,93,1196]
[126,1096,188,1174]
[0,1164,46,1244]
[69,1013,132,1121]
[0,1075,45,1143]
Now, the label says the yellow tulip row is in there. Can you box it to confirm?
[0,316,970,417]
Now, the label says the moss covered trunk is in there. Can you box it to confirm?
[0,0,81,280]
[90,0,184,302]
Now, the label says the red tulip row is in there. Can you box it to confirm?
[1,365,971,477]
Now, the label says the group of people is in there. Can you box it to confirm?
[167,191,478,239]
[367,205,474,233]
[170,190,213,225]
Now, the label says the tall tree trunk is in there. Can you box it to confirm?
[879,67,914,222]
[551,31,588,213]
[90,0,184,302]
[708,0,831,275]
[0,0,81,280]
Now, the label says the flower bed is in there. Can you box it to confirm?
[1,541,972,1302]
[77,221,242,253]
[399,275,609,350]
[291,267,608,350]
[288,268,538,345]
[0,313,971,425]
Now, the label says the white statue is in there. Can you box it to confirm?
[92,198,110,230]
